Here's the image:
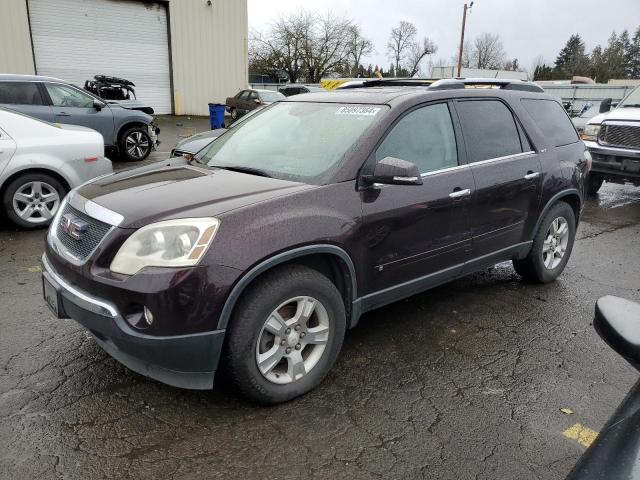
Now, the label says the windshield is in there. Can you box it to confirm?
[259,91,285,102]
[619,86,640,108]
[198,102,386,184]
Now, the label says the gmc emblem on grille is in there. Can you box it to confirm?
[60,214,88,241]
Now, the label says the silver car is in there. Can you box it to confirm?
[0,74,159,162]
[0,107,112,228]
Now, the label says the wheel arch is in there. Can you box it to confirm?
[217,245,359,331]
[533,188,582,237]
[116,121,149,146]
[1,167,71,201]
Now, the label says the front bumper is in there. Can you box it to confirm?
[149,124,161,150]
[42,254,225,390]
[584,141,640,180]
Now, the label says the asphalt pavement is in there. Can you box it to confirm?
[1,136,639,479]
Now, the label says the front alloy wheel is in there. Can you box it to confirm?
[225,265,346,404]
[256,296,330,384]
[120,128,152,161]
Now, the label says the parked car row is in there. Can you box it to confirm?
[0,108,112,228]
[0,74,159,162]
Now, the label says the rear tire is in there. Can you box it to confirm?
[513,202,576,283]
[2,173,66,229]
[586,173,604,195]
[224,265,346,404]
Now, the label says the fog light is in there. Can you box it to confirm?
[143,306,154,325]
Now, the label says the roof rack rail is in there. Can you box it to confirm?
[428,78,544,93]
[338,78,436,89]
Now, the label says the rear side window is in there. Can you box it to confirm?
[0,82,45,105]
[521,99,579,146]
[456,100,523,163]
[376,103,458,174]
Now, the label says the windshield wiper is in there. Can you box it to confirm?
[210,165,272,178]
[621,104,640,108]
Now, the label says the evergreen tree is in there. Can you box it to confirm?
[626,27,640,78]
[388,64,396,78]
[554,34,590,78]
[589,45,608,82]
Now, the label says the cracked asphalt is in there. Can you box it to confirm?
[1,180,639,480]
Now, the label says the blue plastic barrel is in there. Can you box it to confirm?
[208,103,226,130]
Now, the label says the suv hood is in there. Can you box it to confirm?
[588,107,640,125]
[76,159,313,228]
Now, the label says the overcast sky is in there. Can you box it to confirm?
[248,0,640,74]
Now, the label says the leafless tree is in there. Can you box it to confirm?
[387,21,418,73]
[301,12,353,82]
[470,33,506,69]
[347,25,374,76]
[407,37,438,77]
[250,10,358,83]
[249,11,311,83]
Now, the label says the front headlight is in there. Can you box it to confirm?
[581,124,601,142]
[110,218,220,275]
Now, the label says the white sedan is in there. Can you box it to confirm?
[0,108,112,228]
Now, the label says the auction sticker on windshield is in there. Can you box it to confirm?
[335,106,381,116]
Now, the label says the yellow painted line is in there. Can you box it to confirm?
[563,423,598,448]
[27,266,42,273]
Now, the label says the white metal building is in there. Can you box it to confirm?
[0,0,248,115]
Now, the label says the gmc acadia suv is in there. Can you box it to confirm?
[41,79,590,404]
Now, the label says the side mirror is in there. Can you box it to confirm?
[93,99,105,111]
[599,98,612,114]
[594,296,640,371]
[254,99,261,105]
[363,156,423,186]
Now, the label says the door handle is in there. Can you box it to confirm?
[449,188,471,199]
[58,112,71,117]
[524,171,540,180]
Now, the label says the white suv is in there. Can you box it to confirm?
[582,86,640,194]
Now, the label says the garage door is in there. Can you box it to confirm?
[28,0,172,114]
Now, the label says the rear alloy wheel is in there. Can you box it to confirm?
[120,127,152,161]
[3,173,65,229]
[225,265,346,404]
[513,202,576,283]
[586,173,604,195]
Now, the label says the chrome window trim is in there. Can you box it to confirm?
[467,151,536,167]
[42,254,117,318]
[420,163,468,178]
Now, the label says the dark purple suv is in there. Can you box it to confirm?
[41,80,590,404]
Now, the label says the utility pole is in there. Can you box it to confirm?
[456,2,473,77]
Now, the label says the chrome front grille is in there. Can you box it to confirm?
[54,203,111,261]
[600,124,640,149]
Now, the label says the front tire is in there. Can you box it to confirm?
[513,202,576,283]
[2,173,65,229]
[225,265,346,404]
[119,127,152,162]
[586,173,604,195]
[230,108,239,121]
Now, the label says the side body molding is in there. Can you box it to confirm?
[217,244,359,330]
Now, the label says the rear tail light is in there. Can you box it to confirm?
[84,156,98,163]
